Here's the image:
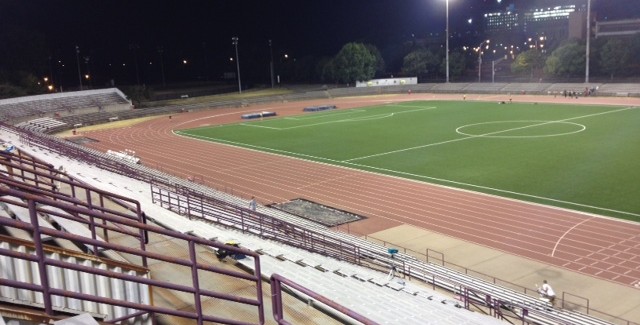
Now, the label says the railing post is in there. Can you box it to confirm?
[188,241,204,325]
[28,199,54,315]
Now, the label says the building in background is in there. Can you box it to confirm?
[483,2,589,48]
[595,19,640,39]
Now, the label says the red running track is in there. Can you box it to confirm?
[81,94,640,288]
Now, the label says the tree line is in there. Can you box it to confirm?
[2,32,640,99]
[268,35,640,85]
[511,34,640,81]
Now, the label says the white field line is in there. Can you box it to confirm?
[285,109,367,121]
[178,131,640,219]
[387,104,436,109]
[242,106,436,131]
[345,106,637,162]
[240,123,282,130]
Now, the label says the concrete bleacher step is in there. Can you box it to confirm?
[53,313,100,325]
[386,279,406,291]
[5,203,56,242]
[37,205,129,263]
[368,277,389,287]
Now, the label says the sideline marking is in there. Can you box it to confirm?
[345,106,636,162]
[285,109,367,121]
[177,132,640,219]
[240,106,436,131]
[240,123,282,130]
[551,217,594,257]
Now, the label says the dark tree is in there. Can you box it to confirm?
[544,42,585,77]
[332,43,377,84]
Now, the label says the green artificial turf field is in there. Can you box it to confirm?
[177,101,640,222]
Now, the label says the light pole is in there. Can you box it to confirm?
[585,0,592,83]
[157,46,166,87]
[84,56,91,88]
[202,42,209,81]
[477,39,490,82]
[75,45,83,90]
[129,43,141,85]
[492,57,505,83]
[48,55,55,88]
[232,37,242,93]
[269,39,275,88]
[445,0,450,83]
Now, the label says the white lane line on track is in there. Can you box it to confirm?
[551,217,594,257]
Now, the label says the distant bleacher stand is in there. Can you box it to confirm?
[303,104,337,112]
[0,88,132,125]
[241,111,277,119]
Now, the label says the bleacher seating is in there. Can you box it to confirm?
[545,83,601,96]
[0,88,131,124]
[500,83,552,94]
[432,83,471,93]
[596,83,640,97]
[464,83,509,93]
[15,117,67,133]
[2,82,638,324]
[7,131,618,325]
[237,253,505,325]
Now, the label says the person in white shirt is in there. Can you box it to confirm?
[537,280,556,306]
[249,197,257,211]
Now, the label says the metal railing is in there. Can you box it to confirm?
[270,274,380,325]
[151,181,362,264]
[0,183,265,325]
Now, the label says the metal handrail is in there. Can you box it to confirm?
[0,181,265,325]
[270,274,380,325]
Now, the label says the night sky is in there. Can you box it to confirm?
[1,0,638,86]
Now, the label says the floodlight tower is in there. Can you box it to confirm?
[585,0,592,83]
[477,40,490,82]
[232,37,242,93]
[269,39,275,88]
[75,45,83,90]
[445,0,450,83]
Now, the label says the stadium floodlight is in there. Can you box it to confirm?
[232,37,242,94]
[75,45,83,91]
[157,46,166,87]
[445,0,450,83]
[585,0,591,83]
[477,39,490,82]
[269,39,275,88]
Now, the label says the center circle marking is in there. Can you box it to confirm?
[456,120,586,138]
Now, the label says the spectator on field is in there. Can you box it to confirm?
[249,197,257,211]
[537,280,556,306]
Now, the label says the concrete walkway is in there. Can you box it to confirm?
[369,224,640,324]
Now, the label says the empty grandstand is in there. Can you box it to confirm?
[1,86,640,324]
[0,88,132,125]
